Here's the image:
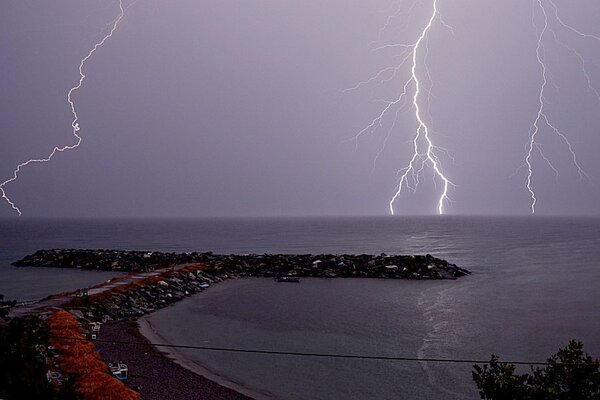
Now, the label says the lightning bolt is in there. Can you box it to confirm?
[345,0,453,215]
[524,0,595,213]
[0,0,125,216]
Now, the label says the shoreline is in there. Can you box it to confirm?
[8,249,470,399]
[138,316,275,400]
[99,319,255,400]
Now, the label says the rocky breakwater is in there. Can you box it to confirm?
[66,264,224,320]
[13,249,195,272]
[14,250,469,321]
[13,249,470,279]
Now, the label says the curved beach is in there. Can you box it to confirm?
[138,316,275,400]
[100,320,256,400]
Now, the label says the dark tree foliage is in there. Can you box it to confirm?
[0,314,79,400]
[0,294,16,320]
[0,315,53,399]
[473,340,600,400]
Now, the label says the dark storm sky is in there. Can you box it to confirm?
[1,0,600,217]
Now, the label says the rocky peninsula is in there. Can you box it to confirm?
[6,249,470,400]
[13,249,470,279]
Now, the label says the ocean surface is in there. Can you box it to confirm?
[1,216,600,399]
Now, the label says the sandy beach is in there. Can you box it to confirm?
[138,317,276,400]
[99,320,255,400]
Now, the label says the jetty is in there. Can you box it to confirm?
[13,249,470,279]
[3,249,470,399]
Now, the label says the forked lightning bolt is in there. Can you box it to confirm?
[390,0,452,215]
[346,0,453,215]
[0,1,125,216]
[524,0,595,213]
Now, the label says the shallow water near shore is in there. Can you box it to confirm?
[2,216,600,398]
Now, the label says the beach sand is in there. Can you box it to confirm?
[99,321,256,400]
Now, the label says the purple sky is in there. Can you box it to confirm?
[1,0,600,217]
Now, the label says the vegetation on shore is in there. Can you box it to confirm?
[1,292,140,400]
[0,314,58,399]
[0,294,16,320]
[47,310,140,399]
[473,340,600,399]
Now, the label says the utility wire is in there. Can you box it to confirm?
[48,335,598,367]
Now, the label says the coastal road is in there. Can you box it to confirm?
[8,266,184,318]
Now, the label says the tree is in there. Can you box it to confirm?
[473,340,600,399]
[0,316,54,400]
[0,294,16,320]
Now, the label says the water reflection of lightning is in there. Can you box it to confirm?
[524,0,595,213]
[0,1,125,216]
[345,0,454,215]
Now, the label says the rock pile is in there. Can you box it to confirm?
[69,265,222,320]
[13,249,470,279]
[13,249,190,272]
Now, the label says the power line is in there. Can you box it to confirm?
[48,335,596,367]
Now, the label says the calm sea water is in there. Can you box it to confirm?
[2,217,600,399]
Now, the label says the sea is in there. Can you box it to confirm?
[1,216,599,399]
